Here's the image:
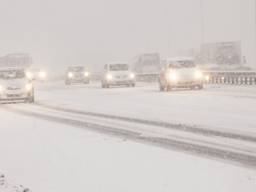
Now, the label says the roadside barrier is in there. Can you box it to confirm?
[135,71,256,85]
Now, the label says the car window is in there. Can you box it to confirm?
[109,64,129,71]
[68,67,84,72]
[168,60,196,69]
[0,70,25,79]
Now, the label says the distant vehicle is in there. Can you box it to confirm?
[130,53,161,73]
[0,173,5,186]
[101,63,136,88]
[26,68,47,82]
[0,53,33,68]
[65,66,90,85]
[159,57,204,91]
[0,68,34,103]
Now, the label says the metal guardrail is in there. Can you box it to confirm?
[205,71,256,85]
[54,71,256,85]
[135,71,256,85]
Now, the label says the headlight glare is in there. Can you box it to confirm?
[84,72,90,77]
[130,73,135,79]
[205,75,210,81]
[68,72,73,78]
[169,72,177,81]
[195,71,203,79]
[106,74,113,80]
[39,71,46,79]
[26,72,34,80]
[25,84,33,91]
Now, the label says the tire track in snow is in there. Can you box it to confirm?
[35,102,256,143]
[2,104,256,169]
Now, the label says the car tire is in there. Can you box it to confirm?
[159,82,166,91]
[128,83,135,87]
[102,83,109,88]
[198,84,203,90]
[159,85,165,91]
[167,85,172,91]
[30,97,35,103]
[27,96,34,103]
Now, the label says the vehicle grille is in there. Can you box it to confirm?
[7,87,21,90]
[7,94,22,98]
[115,75,128,79]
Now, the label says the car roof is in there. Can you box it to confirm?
[0,67,26,71]
[27,68,41,71]
[166,57,194,62]
[107,62,129,65]
[68,66,84,68]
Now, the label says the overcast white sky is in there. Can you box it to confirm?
[0,0,255,71]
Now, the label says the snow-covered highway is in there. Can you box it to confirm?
[1,82,256,192]
[3,99,256,168]
[36,82,256,134]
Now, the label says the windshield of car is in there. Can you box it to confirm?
[68,67,84,72]
[168,60,196,69]
[109,64,129,71]
[0,70,25,79]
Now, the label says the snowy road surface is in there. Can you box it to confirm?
[1,82,256,191]
[37,82,256,134]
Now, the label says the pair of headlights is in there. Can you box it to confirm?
[168,71,203,81]
[0,84,33,93]
[26,71,47,80]
[68,72,90,78]
[106,73,135,80]
[39,71,47,79]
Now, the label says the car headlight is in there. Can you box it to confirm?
[106,74,113,80]
[39,71,46,79]
[25,84,33,91]
[130,73,135,79]
[68,72,74,78]
[0,85,3,93]
[205,75,210,81]
[168,72,177,81]
[195,71,203,79]
[84,72,90,77]
[26,72,34,80]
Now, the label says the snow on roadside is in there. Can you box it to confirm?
[0,108,256,192]
[0,172,30,192]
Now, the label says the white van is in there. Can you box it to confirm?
[102,63,135,88]
[0,68,34,103]
[159,57,204,91]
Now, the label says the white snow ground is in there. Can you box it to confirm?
[38,82,256,134]
[1,82,256,191]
